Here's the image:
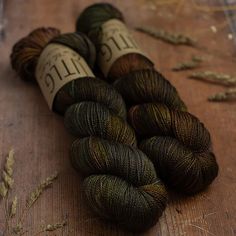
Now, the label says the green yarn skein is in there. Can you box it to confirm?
[10,28,168,232]
[76,3,219,195]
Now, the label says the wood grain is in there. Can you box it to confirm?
[0,0,235,235]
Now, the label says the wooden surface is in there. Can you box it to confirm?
[0,1,235,235]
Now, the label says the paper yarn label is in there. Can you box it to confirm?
[98,19,150,76]
[36,43,95,109]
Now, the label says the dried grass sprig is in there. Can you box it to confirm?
[136,26,196,46]
[44,221,67,232]
[12,223,23,235]
[172,56,203,71]
[26,172,58,209]
[9,196,18,218]
[16,172,59,229]
[0,149,15,198]
[0,150,63,235]
[189,71,236,86]
[208,88,236,102]
[0,182,8,198]
[33,221,67,236]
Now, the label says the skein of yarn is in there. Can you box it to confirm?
[76,3,219,195]
[10,28,168,231]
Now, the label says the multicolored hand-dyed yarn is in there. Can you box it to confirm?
[76,3,219,195]
[10,28,168,231]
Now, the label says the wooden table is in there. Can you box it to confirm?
[0,1,235,235]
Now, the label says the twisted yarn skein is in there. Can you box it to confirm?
[11,28,168,231]
[76,3,219,194]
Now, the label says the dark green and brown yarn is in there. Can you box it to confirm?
[10,27,168,231]
[76,3,219,195]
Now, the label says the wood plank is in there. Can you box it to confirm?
[0,1,235,235]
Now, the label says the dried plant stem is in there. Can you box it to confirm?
[33,221,67,236]
[0,182,8,197]
[18,172,58,226]
[0,150,61,236]
[172,56,203,71]
[136,26,196,46]
[3,197,18,236]
[17,208,28,227]
[4,196,10,235]
[26,172,58,208]
[9,196,17,218]
[208,88,236,102]
[12,223,24,235]
[12,227,28,236]
[189,71,236,86]
[0,149,15,198]
[0,149,15,235]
